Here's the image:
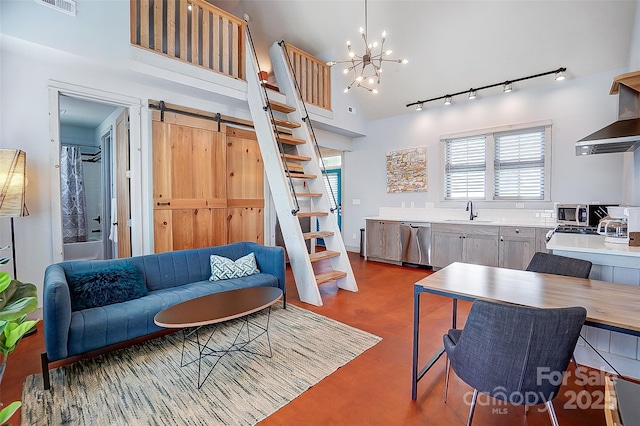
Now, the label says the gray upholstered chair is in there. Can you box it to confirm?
[525,252,592,279]
[443,300,586,426]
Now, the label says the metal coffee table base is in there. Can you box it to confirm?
[179,307,274,389]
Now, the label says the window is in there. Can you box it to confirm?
[442,122,550,201]
[494,128,545,200]
[444,135,486,199]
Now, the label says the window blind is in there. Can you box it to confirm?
[444,136,486,199]
[322,171,340,211]
[494,128,545,200]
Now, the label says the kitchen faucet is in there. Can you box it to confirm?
[466,200,478,220]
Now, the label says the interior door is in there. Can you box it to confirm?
[115,109,132,258]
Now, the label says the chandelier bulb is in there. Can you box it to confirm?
[385,50,393,55]
[401,59,408,64]
[359,27,364,34]
[372,41,378,48]
[348,51,355,58]
[372,88,379,94]
[382,30,387,38]
[343,68,350,74]
[344,87,349,93]
[368,77,375,84]
[356,76,363,82]
[347,41,351,48]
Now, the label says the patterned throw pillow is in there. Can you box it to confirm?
[209,252,260,281]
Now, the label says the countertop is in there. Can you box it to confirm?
[363,216,554,228]
[547,233,640,258]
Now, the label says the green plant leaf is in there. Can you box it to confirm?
[0,273,10,294]
[0,296,38,322]
[3,319,38,349]
[0,401,21,425]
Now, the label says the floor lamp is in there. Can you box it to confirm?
[0,149,33,335]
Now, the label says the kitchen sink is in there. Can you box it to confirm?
[443,219,495,223]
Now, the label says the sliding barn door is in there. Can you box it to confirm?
[226,127,264,244]
[152,111,227,252]
[152,107,264,253]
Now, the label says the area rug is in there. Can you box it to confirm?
[22,304,381,425]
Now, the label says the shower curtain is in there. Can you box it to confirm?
[61,146,88,243]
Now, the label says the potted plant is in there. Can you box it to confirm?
[0,271,39,425]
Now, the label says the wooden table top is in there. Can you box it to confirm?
[154,287,283,328]
[415,262,640,335]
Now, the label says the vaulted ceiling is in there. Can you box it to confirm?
[213,0,638,121]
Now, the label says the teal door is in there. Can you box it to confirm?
[318,168,341,246]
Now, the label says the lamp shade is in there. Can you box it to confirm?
[0,149,29,217]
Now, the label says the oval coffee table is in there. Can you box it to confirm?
[154,287,283,388]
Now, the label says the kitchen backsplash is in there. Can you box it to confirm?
[377,203,556,225]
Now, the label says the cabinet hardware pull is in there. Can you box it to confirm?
[157,202,171,206]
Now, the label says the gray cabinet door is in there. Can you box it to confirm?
[431,231,464,268]
[381,221,401,261]
[365,220,401,261]
[464,233,499,267]
[498,227,536,270]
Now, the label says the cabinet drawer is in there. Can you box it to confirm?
[500,226,535,239]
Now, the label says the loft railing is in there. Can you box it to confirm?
[130,0,245,80]
[285,44,331,110]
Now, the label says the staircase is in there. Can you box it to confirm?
[244,32,357,306]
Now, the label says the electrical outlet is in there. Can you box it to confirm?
[347,106,356,114]
[352,233,357,240]
[353,198,361,205]
[516,203,525,208]
[410,201,415,208]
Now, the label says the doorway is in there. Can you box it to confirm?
[49,83,142,263]
[59,95,120,260]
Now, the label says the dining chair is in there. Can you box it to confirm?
[525,251,592,279]
[443,300,586,426]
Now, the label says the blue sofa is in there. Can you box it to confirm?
[41,242,285,389]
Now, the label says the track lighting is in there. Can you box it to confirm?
[415,102,423,111]
[406,67,567,110]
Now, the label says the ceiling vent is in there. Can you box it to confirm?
[34,0,77,16]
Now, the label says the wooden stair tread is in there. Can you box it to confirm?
[273,118,301,129]
[277,134,306,145]
[315,270,347,285]
[297,211,329,217]
[284,162,304,173]
[281,153,311,162]
[303,231,334,240]
[295,192,323,197]
[309,250,340,262]
[268,100,296,114]
[287,172,317,179]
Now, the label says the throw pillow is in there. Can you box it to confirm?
[66,263,148,311]
[209,252,260,281]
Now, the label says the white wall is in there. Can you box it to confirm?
[342,70,628,250]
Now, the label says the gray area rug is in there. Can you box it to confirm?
[22,304,381,425]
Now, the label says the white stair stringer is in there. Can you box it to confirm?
[268,42,358,294]
[245,38,323,306]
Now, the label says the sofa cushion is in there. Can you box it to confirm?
[209,252,260,281]
[66,264,148,311]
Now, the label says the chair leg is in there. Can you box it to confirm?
[41,352,51,390]
[525,405,529,416]
[444,357,451,403]
[546,401,559,426]
[466,389,478,426]
[571,354,586,388]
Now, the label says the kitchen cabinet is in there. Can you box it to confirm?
[366,220,401,262]
[498,226,536,270]
[535,227,554,254]
[431,223,499,268]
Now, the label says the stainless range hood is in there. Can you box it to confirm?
[576,74,640,155]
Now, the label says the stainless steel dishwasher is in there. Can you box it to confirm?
[400,222,432,266]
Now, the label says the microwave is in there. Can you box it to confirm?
[556,204,613,227]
